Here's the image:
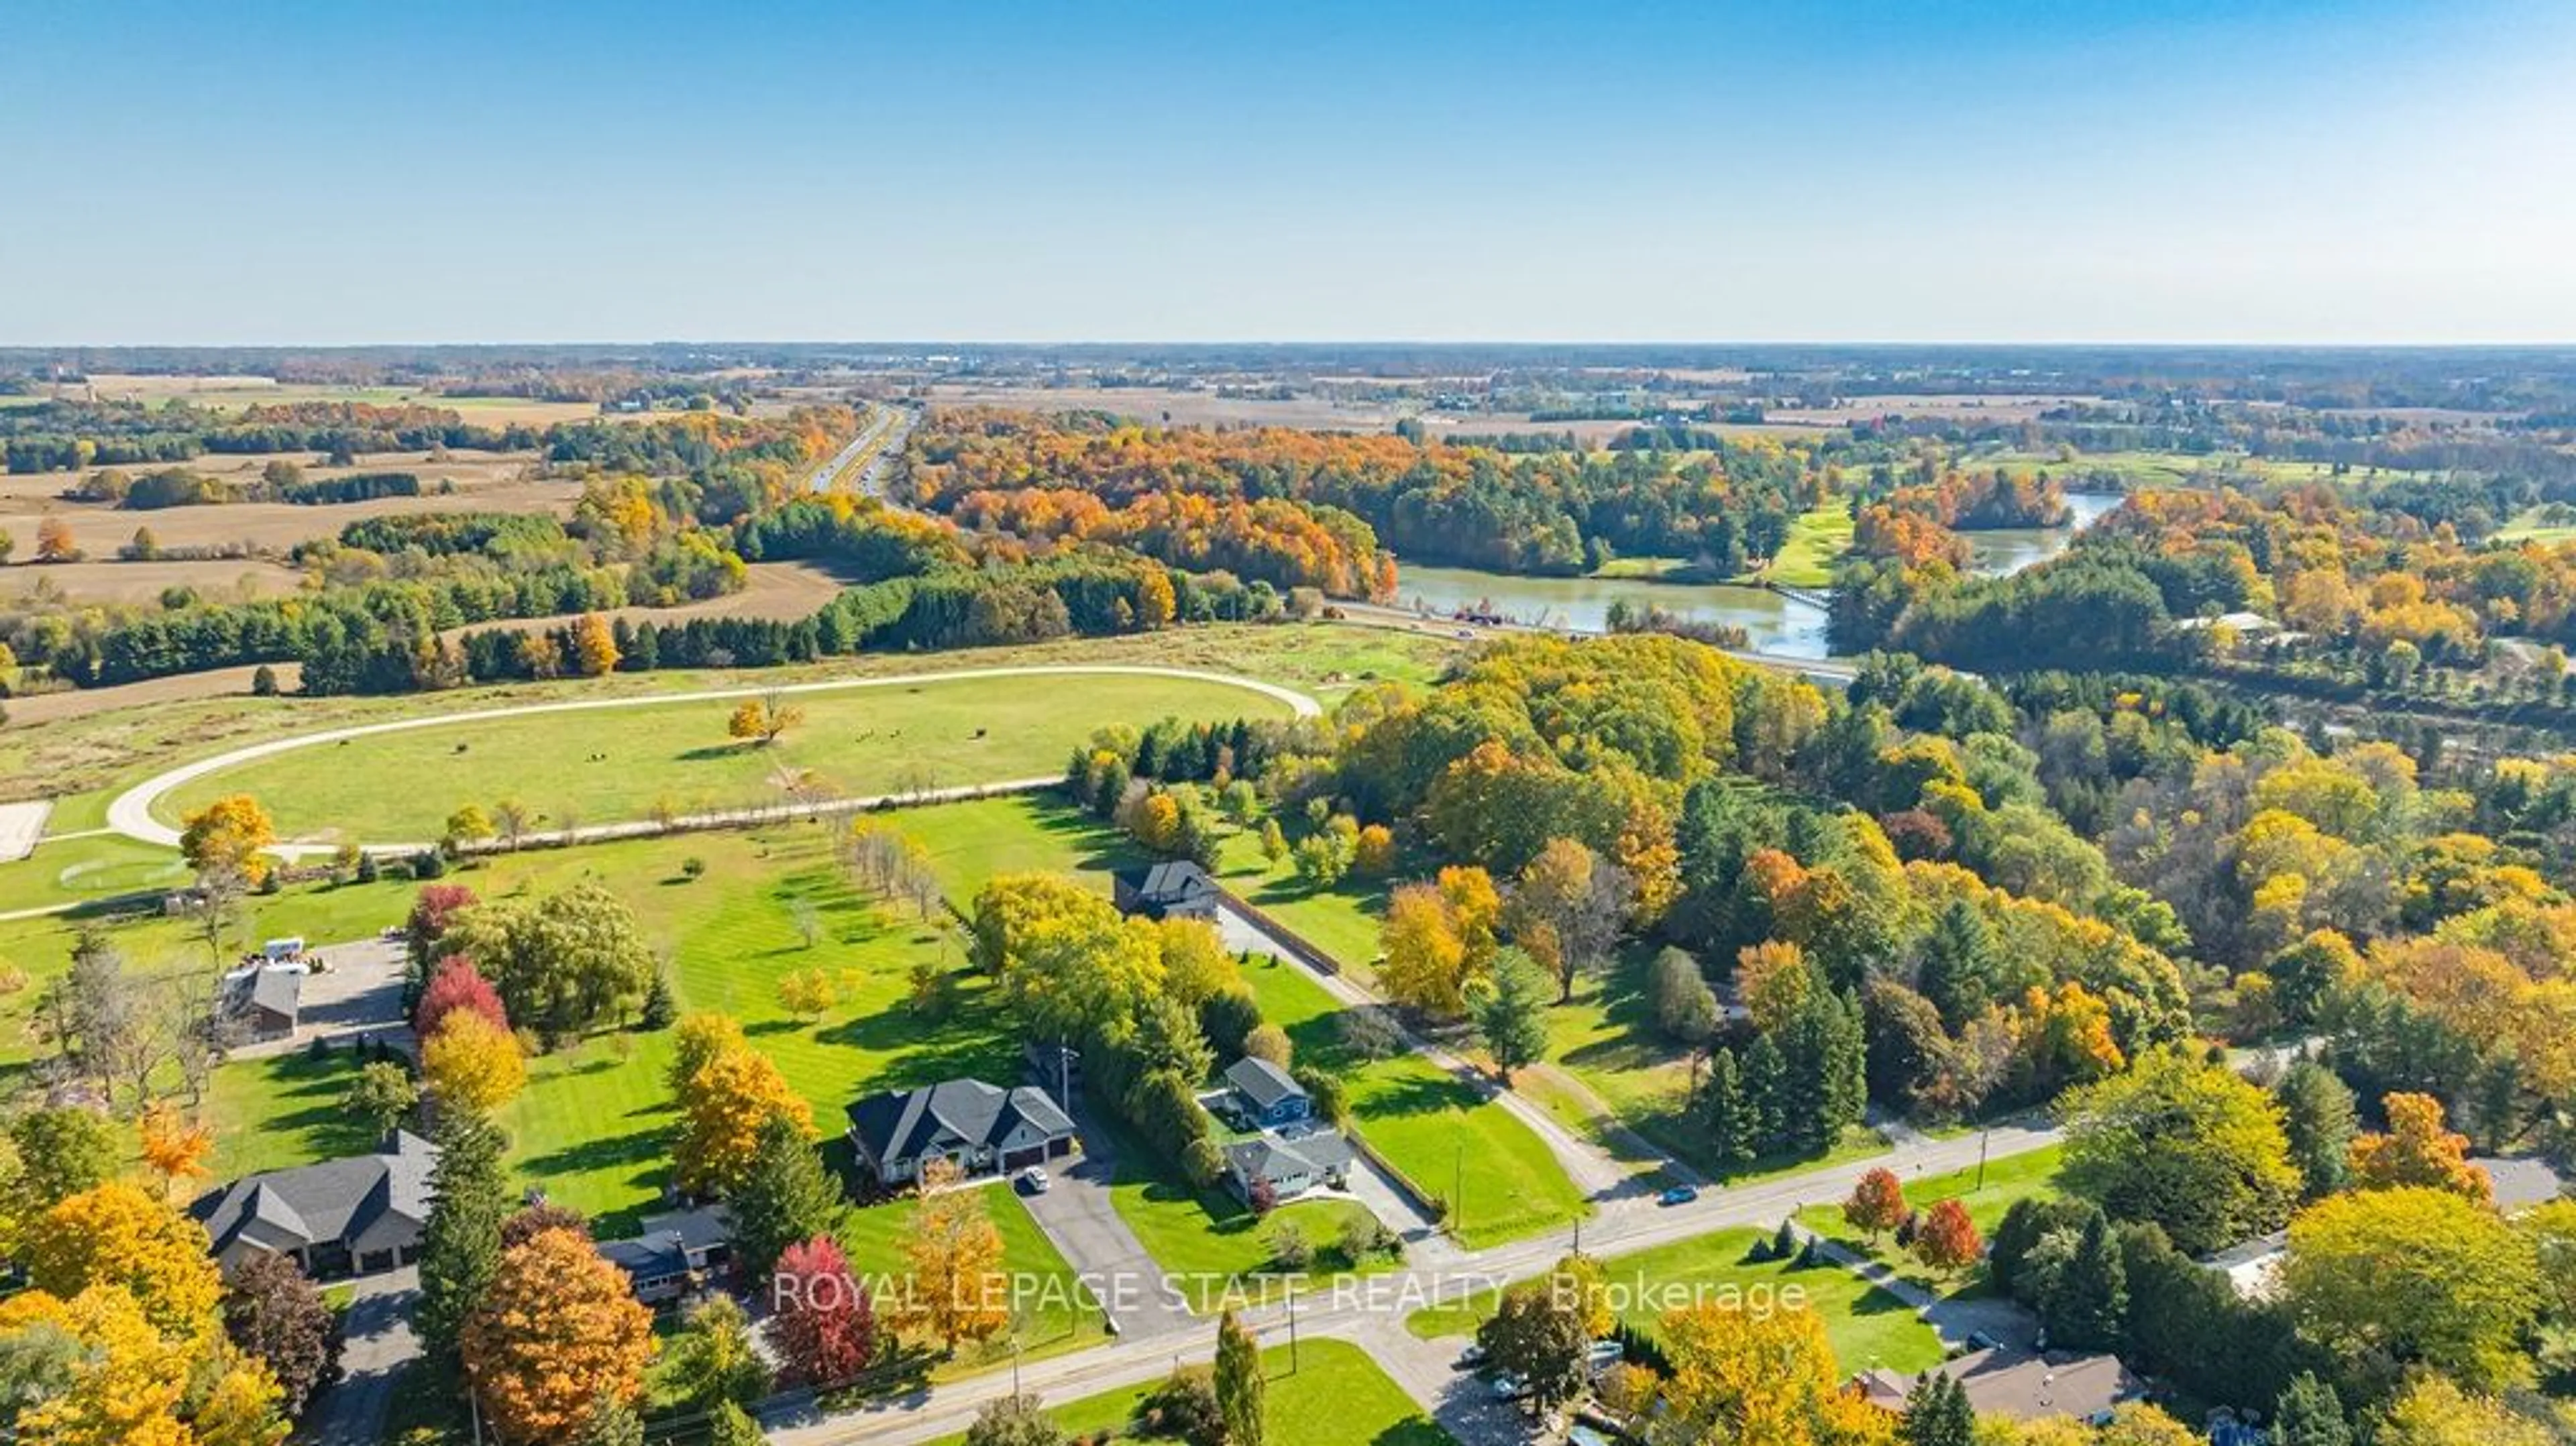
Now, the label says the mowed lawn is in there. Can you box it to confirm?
[1750,504,1856,588]
[1798,1142,2066,1297]
[1236,953,1587,1250]
[1404,1225,1943,1376]
[0,832,191,915]
[176,823,1020,1228]
[1103,1114,1387,1305]
[159,670,1296,844]
[838,1182,1108,1372]
[927,1340,1452,1446]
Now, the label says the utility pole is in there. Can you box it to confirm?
[1287,1284,1300,1371]
[1976,1125,1992,1191]
[1453,1144,1464,1239]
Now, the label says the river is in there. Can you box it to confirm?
[1387,492,2122,659]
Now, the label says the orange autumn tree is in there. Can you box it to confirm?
[462,1227,655,1445]
[2350,1092,2491,1203]
[1842,1168,1908,1242]
[136,1103,213,1198]
[178,793,277,887]
[1915,1199,1984,1276]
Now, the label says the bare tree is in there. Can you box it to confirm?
[494,799,531,851]
[190,863,251,963]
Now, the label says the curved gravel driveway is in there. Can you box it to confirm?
[107,663,1321,850]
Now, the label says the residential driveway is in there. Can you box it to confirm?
[1336,1158,1463,1268]
[1017,1113,1195,1339]
[231,937,415,1060]
[1364,1325,1545,1446]
[307,1266,419,1446]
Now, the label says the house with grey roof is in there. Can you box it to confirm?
[1224,1128,1354,1204]
[1114,860,1222,922]
[190,1131,437,1279]
[1222,1056,1311,1129]
[846,1078,1077,1186]
[217,966,301,1044]
[600,1205,733,1307]
[1854,1350,2145,1425]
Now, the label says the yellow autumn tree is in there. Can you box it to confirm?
[462,1227,656,1446]
[1656,1299,1888,1445]
[727,693,804,746]
[570,613,621,677]
[25,1182,223,1345]
[420,1011,527,1115]
[1380,882,1469,1017]
[1437,865,1503,966]
[898,1158,1010,1352]
[674,1043,813,1197]
[667,1011,749,1095]
[179,794,277,886]
[0,1286,195,1446]
[1735,940,1812,1033]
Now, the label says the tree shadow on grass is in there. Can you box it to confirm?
[242,1050,385,1165]
[818,999,1018,1096]
[1348,1070,1479,1124]
[517,1127,666,1229]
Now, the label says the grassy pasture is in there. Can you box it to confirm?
[1403,1223,1943,1374]
[924,1339,1452,1446]
[158,670,1298,844]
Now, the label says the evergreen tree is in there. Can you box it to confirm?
[1777,989,1866,1155]
[2050,1212,2129,1351]
[1900,1372,1974,1446]
[732,1113,847,1286]
[1741,1032,1789,1156]
[1698,1047,1754,1174]
[1214,1310,1265,1446]
[2271,1372,2351,1446]
[639,969,678,1031]
[2274,1060,2357,1198]
[416,1107,510,1366]
[1917,899,2000,1028]
[1772,1218,1798,1260]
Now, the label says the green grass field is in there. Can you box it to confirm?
[1101,1113,1389,1304]
[2498,505,2576,545]
[1796,1142,2065,1297]
[1752,505,1856,588]
[1235,953,1587,1250]
[159,671,1298,844]
[838,1182,1108,1372]
[168,822,1019,1226]
[0,834,191,916]
[927,1339,1451,1446]
[1403,1224,1942,1375]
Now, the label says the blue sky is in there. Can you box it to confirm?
[5,1,2572,344]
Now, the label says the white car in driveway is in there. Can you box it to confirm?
[1016,1166,1051,1194]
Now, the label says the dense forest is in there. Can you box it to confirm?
[901,408,1821,579]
